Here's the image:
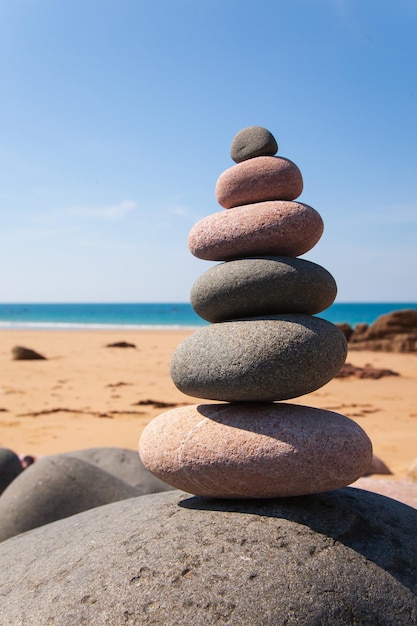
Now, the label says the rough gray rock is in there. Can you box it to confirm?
[0,454,140,542]
[190,256,337,322]
[0,448,23,495]
[230,125,278,162]
[11,345,46,360]
[0,489,416,625]
[61,446,174,493]
[170,315,347,402]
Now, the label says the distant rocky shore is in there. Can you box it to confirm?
[337,309,417,352]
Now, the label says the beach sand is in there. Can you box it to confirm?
[0,329,416,479]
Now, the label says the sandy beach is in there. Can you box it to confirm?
[0,329,416,479]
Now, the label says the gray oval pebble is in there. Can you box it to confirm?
[170,315,347,402]
[230,126,278,163]
[190,257,337,322]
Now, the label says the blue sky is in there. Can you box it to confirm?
[0,0,416,302]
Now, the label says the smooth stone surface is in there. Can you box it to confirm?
[0,455,140,542]
[0,489,416,625]
[216,156,303,208]
[0,448,23,495]
[230,125,278,162]
[170,315,347,402]
[139,403,372,497]
[191,256,337,322]
[60,446,173,493]
[188,201,324,261]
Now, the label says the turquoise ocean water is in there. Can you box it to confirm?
[0,302,416,330]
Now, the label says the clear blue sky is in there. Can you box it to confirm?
[1,0,416,302]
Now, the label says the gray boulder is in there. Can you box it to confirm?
[0,448,23,495]
[0,488,416,624]
[0,455,140,542]
[61,446,174,493]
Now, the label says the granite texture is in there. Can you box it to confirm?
[139,403,372,497]
[190,256,337,322]
[216,156,303,208]
[0,489,416,624]
[230,125,278,162]
[170,315,347,402]
[188,201,324,261]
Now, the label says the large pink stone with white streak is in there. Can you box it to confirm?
[188,201,323,260]
[139,403,373,498]
[216,156,303,208]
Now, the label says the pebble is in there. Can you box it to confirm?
[230,125,278,162]
[188,200,324,261]
[170,315,347,402]
[190,256,337,322]
[139,403,372,497]
[216,156,303,208]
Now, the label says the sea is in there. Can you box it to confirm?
[0,302,416,331]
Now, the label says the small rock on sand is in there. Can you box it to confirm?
[11,346,47,360]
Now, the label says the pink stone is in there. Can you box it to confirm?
[188,201,324,261]
[215,156,303,208]
[139,403,373,498]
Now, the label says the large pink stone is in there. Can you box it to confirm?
[188,201,323,260]
[215,156,303,208]
[139,403,373,498]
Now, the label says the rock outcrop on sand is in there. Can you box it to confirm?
[140,126,372,498]
[335,362,399,379]
[0,489,416,625]
[338,309,417,352]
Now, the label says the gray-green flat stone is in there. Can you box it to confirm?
[190,256,337,322]
[170,315,347,402]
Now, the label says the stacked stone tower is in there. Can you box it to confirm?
[139,126,372,498]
